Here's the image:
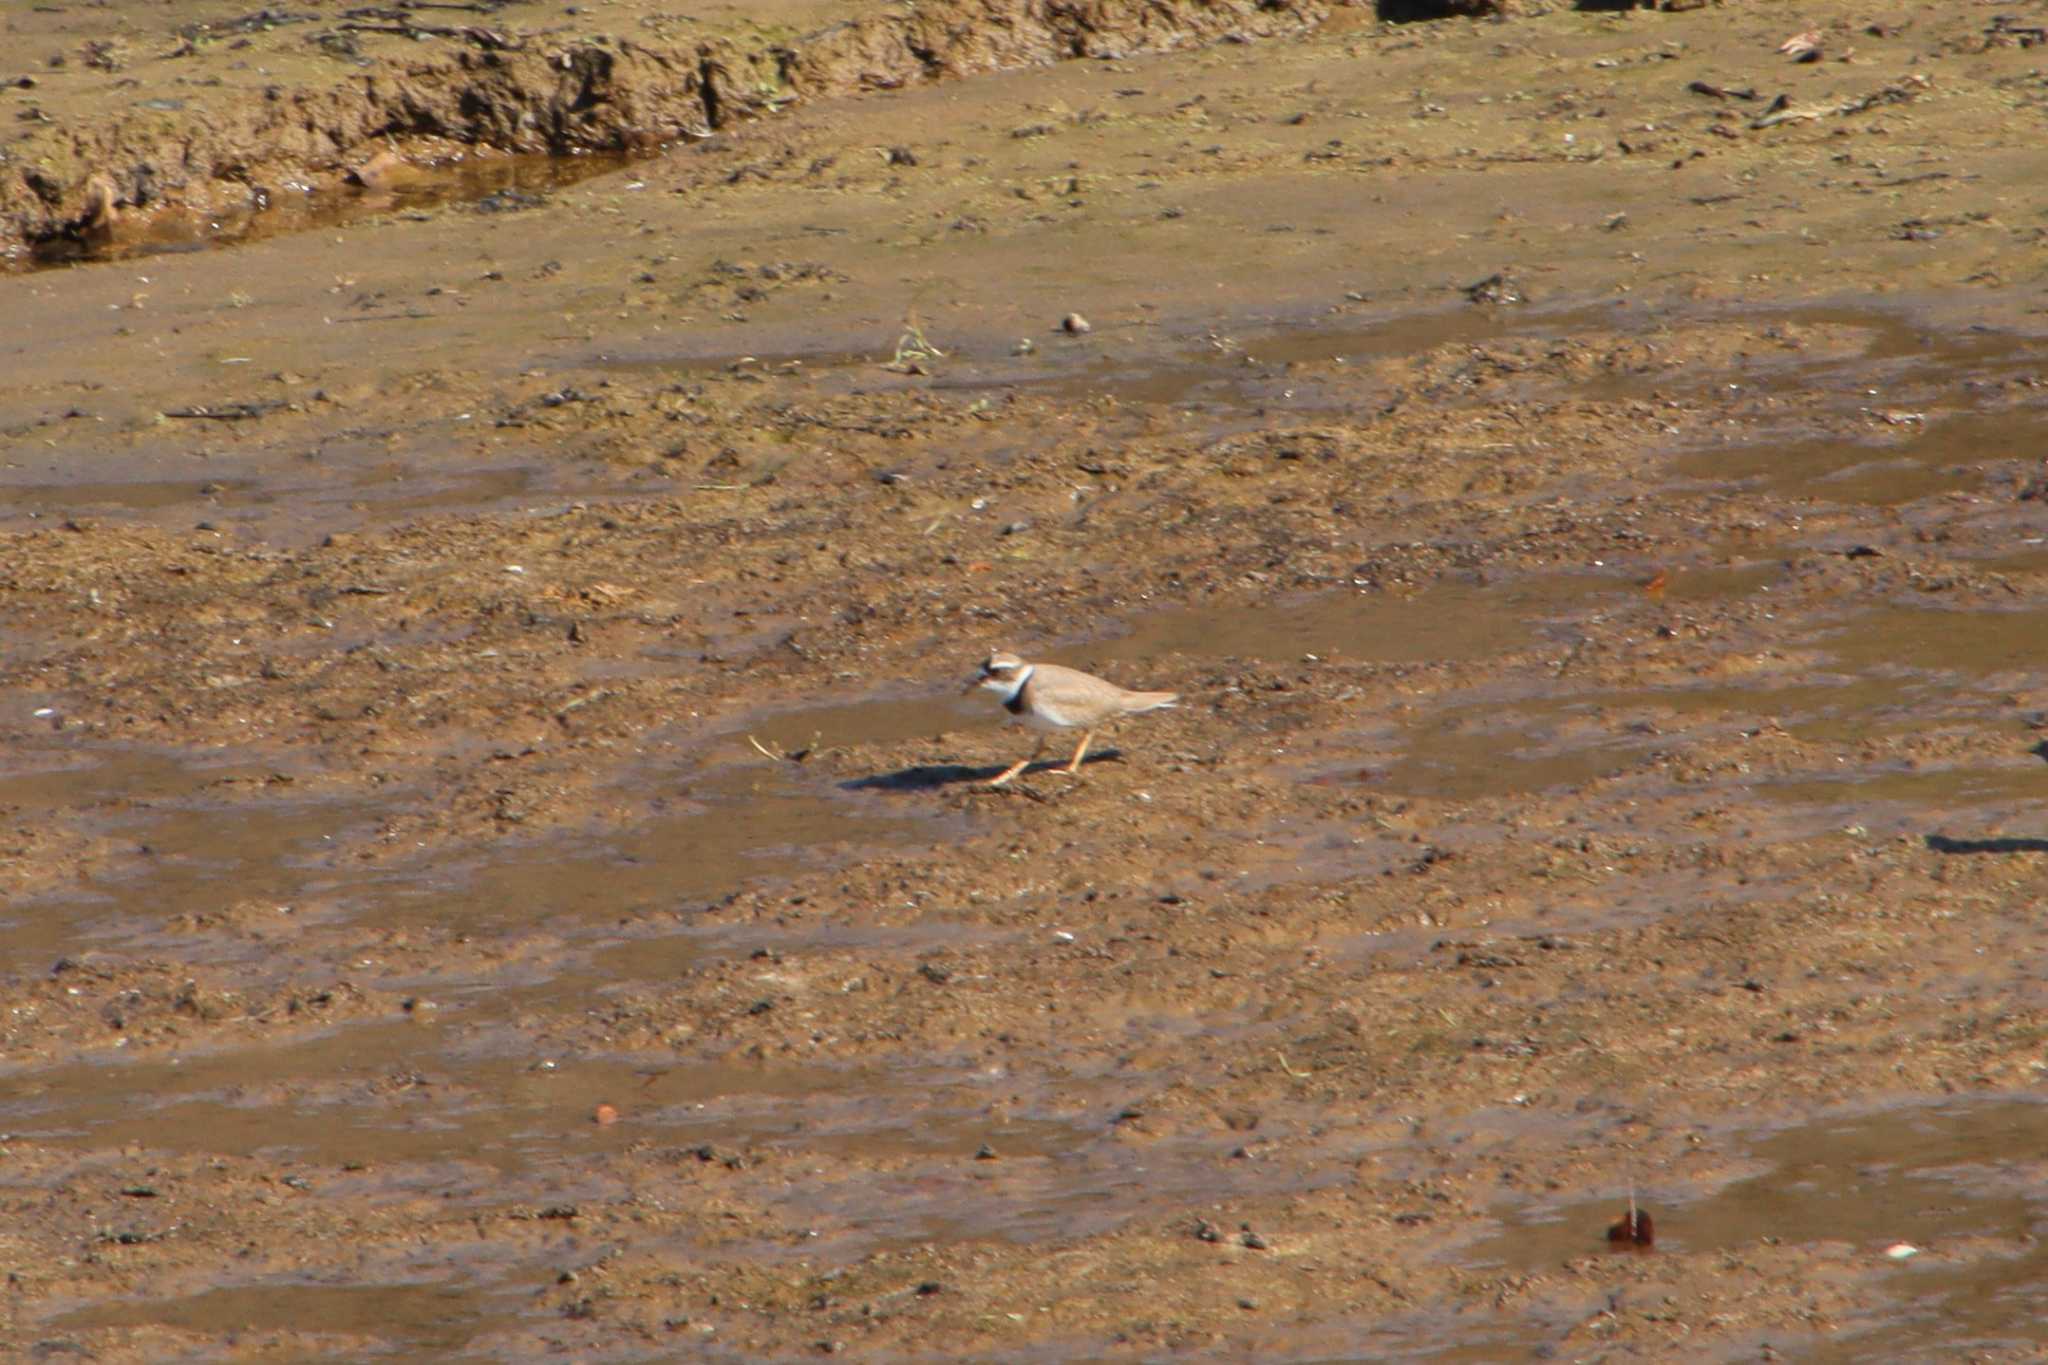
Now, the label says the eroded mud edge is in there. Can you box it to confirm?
[5,0,1337,260]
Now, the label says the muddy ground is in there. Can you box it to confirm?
[4,0,2048,1360]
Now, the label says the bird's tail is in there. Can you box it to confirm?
[1125,690,1178,714]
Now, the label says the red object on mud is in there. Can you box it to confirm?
[1606,1208,1655,1248]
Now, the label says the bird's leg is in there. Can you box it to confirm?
[987,737,1046,787]
[1062,729,1094,776]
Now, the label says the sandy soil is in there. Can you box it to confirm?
[4,0,2048,1360]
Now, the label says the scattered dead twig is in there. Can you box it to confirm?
[1276,1051,1312,1079]
[1985,16,2047,48]
[1686,80,1759,102]
[163,401,283,421]
[334,19,522,50]
[332,311,433,324]
[882,317,945,375]
[351,0,512,13]
[1752,74,1930,130]
[1837,73,1932,117]
[556,689,613,718]
[974,779,1049,803]
[746,732,822,763]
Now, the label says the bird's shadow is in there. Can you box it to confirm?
[1925,833,2048,855]
[842,749,1124,793]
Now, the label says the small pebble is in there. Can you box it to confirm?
[1060,313,1091,334]
[1885,1242,1919,1260]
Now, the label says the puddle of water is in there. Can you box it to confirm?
[1706,305,2041,395]
[1967,535,2048,577]
[604,299,2042,449]
[596,300,1629,429]
[653,302,2048,481]
[0,746,363,951]
[1656,559,1787,604]
[1392,672,2013,802]
[1383,707,1651,801]
[0,746,274,812]
[28,152,650,272]
[1086,573,1621,671]
[1466,1100,2048,1359]
[1349,590,2048,800]
[1678,405,2048,507]
[0,475,271,517]
[1614,304,2048,508]
[1,1025,1035,1171]
[1233,1308,1599,1365]
[948,301,1623,418]
[1473,1100,2047,1265]
[5,743,940,955]
[1820,602,2047,678]
[355,762,943,934]
[781,1130,1353,1259]
[746,693,965,754]
[0,448,626,541]
[1084,558,1768,688]
[50,1279,499,1353]
[1,789,378,964]
[1761,765,2048,810]
[340,463,539,518]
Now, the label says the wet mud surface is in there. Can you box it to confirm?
[6,1,2048,1360]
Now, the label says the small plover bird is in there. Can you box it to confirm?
[965,650,1178,787]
